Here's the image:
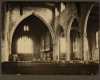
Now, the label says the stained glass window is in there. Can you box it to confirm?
[17,36,33,53]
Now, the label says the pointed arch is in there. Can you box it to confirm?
[9,12,54,54]
[56,25,64,36]
[82,4,94,34]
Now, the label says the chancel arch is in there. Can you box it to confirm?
[11,13,53,61]
[9,12,54,55]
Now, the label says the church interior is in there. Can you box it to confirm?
[1,2,99,75]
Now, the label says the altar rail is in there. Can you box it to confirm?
[1,61,99,75]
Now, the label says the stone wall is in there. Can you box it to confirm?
[9,3,54,32]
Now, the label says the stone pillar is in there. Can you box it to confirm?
[52,34,59,61]
[81,33,88,61]
[65,39,70,61]
[55,43,58,61]
[56,41,60,61]
[53,43,56,61]
[55,42,60,61]
[65,28,70,61]
[3,3,9,62]
[54,36,60,61]
[80,3,94,61]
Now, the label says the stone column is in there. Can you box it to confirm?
[4,3,9,62]
[65,28,70,61]
[53,43,56,61]
[54,36,60,61]
[55,42,60,61]
[81,33,88,61]
[65,39,70,61]
[56,40,60,61]
[80,3,94,61]
[55,43,58,61]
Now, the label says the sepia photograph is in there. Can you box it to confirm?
[1,1,99,75]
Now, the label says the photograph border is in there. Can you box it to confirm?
[0,0,100,80]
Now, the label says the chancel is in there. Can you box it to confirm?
[1,2,99,75]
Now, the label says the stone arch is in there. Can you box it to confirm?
[55,25,64,49]
[9,12,54,54]
[66,16,80,40]
[83,4,94,34]
[65,15,80,61]
[83,3,99,61]
[71,18,80,32]
[56,25,64,36]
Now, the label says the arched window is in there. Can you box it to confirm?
[73,37,78,53]
[24,25,29,31]
[73,36,79,59]
[17,36,33,53]
[96,31,99,48]
[60,33,66,53]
